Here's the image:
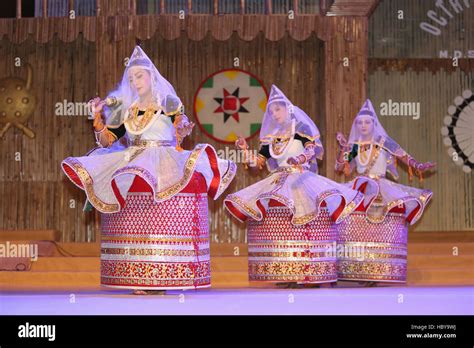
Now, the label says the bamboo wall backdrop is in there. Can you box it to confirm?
[366,0,473,231]
[368,69,474,231]
[0,35,98,241]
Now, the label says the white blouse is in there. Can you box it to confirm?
[356,147,387,176]
[125,111,176,141]
[274,138,306,169]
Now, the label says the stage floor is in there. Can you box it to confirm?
[1,286,473,315]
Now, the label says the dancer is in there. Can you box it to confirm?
[61,46,236,294]
[224,85,363,287]
[335,99,435,285]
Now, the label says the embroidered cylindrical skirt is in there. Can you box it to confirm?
[336,211,408,282]
[247,205,338,283]
[100,175,210,290]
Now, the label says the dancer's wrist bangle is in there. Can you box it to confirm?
[94,126,106,134]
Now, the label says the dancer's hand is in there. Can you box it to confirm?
[417,161,436,172]
[89,97,106,114]
[235,136,248,150]
[175,114,194,137]
[287,157,299,165]
[89,98,106,131]
[336,132,350,149]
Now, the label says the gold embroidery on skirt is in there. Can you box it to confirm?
[63,158,120,213]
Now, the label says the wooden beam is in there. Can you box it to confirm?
[68,0,74,15]
[323,17,368,179]
[266,0,272,14]
[16,0,21,19]
[240,0,245,14]
[213,0,218,15]
[293,0,299,15]
[160,0,165,14]
[42,0,48,17]
[188,0,193,14]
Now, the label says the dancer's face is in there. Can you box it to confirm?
[128,66,152,98]
[269,102,288,125]
[355,115,374,138]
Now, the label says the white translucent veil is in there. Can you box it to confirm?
[348,99,407,179]
[348,99,388,145]
[104,46,178,127]
[259,85,320,142]
[260,85,322,173]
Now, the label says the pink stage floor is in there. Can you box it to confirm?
[1,286,473,315]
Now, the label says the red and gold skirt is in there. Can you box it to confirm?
[247,201,338,284]
[336,205,408,283]
[100,174,211,290]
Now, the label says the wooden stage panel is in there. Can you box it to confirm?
[0,230,472,290]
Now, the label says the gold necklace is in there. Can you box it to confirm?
[362,139,385,176]
[272,136,290,155]
[359,144,372,163]
[128,105,157,132]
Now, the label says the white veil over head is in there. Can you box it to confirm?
[348,99,388,145]
[348,99,408,179]
[259,85,320,143]
[104,46,178,127]
[260,85,323,173]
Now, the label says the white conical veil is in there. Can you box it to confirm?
[260,85,322,173]
[348,99,388,145]
[348,99,408,179]
[104,46,178,127]
[259,85,320,142]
